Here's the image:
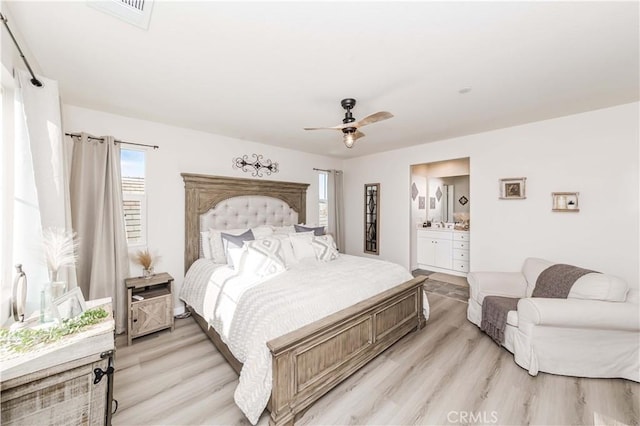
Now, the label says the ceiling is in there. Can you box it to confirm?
[5,1,639,158]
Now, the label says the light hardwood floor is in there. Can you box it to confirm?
[113,294,639,425]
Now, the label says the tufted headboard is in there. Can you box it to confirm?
[182,173,309,272]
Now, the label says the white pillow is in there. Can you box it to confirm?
[289,233,316,261]
[568,273,629,302]
[209,228,248,264]
[236,238,286,278]
[312,234,339,262]
[273,225,295,234]
[270,234,298,267]
[252,225,274,239]
[200,231,212,259]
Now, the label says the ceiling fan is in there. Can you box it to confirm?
[304,98,394,148]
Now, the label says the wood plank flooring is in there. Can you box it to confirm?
[113,294,639,425]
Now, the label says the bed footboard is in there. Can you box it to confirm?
[266,276,427,426]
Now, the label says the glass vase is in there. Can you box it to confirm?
[51,281,66,299]
[40,283,55,324]
[143,267,154,279]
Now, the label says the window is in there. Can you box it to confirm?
[120,149,146,245]
[318,171,328,227]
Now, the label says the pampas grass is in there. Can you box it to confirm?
[133,249,154,270]
[42,227,78,282]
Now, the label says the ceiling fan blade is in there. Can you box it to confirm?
[353,111,394,128]
[303,125,344,131]
[353,130,366,140]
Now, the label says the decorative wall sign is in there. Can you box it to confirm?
[233,154,279,177]
[435,186,443,202]
[411,182,419,201]
[499,177,526,199]
[418,196,425,210]
[458,195,469,206]
[430,197,436,209]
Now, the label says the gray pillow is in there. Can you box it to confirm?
[221,229,255,261]
[294,224,326,236]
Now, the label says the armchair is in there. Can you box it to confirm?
[467,258,639,382]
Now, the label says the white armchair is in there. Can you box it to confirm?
[467,258,639,382]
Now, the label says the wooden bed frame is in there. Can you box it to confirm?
[182,173,426,426]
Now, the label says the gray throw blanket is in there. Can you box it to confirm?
[481,296,519,344]
[481,263,598,344]
[532,263,597,298]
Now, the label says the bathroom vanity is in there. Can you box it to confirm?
[417,228,470,276]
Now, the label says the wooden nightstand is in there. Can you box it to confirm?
[125,273,174,345]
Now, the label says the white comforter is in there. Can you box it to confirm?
[180,255,429,424]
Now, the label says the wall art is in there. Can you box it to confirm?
[232,154,279,177]
[499,177,526,199]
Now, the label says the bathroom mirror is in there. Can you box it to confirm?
[364,183,379,255]
[428,176,469,224]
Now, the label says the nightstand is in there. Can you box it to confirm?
[125,272,174,345]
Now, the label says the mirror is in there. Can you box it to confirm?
[364,183,379,254]
[428,176,469,224]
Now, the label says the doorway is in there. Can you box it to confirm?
[409,157,470,275]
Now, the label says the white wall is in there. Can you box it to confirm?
[343,102,640,288]
[63,105,342,311]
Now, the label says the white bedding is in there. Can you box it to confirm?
[180,255,429,424]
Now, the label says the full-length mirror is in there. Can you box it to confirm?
[364,183,380,254]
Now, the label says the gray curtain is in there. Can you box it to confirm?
[327,170,345,253]
[69,133,130,333]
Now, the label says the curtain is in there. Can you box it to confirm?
[69,133,130,333]
[327,170,345,253]
[13,71,76,312]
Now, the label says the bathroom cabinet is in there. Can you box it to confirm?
[417,229,470,276]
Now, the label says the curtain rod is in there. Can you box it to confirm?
[313,168,343,173]
[0,12,42,87]
[65,132,159,150]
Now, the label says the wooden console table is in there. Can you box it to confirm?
[1,298,115,425]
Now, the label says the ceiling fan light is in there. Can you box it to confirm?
[343,132,356,148]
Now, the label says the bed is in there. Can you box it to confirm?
[180,173,428,425]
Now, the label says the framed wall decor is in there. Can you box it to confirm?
[499,177,527,199]
[52,287,86,321]
[552,192,580,212]
[364,183,380,255]
[418,196,425,210]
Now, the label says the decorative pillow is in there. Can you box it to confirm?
[221,229,255,266]
[270,234,298,267]
[209,228,248,264]
[235,238,286,278]
[294,224,326,236]
[289,233,317,261]
[312,234,339,262]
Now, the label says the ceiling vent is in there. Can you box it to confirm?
[88,0,154,30]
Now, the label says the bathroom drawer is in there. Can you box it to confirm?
[453,260,469,272]
[453,249,469,260]
[453,232,470,242]
[453,241,469,250]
